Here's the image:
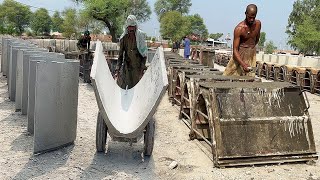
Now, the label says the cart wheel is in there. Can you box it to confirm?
[96,112,107,153]
[144,119,155,156]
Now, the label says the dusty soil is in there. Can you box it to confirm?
[0,64,319,179]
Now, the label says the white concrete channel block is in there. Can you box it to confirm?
[21,52,64,115]
[90,41,168,138]
[32,59,79,154]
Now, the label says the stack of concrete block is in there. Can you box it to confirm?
[256,53,320,93]
[1,37,79,154]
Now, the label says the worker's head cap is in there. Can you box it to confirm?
[84,30,90,36]
[125,15,138,27]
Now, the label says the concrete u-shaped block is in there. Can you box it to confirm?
[90,41,168,138]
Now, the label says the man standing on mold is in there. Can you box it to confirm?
[223,4,261,77]
[114,15,148,89]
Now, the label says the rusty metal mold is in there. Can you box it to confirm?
[313,71,320,94]
[301,70,312,92]
[290,69,299,85]
[194,81,317,167]
[179,75,256,141]
[261,63,268,78]
[167,64,217,104]
[269,65,276,80]
[277,66,286,82]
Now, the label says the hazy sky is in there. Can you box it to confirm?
[1,0,296,49]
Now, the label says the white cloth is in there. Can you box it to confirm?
[120,15,147,57]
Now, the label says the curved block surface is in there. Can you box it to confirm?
[90,41,168,138]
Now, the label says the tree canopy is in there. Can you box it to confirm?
[287,0,320,54]
[30,8,52,35]
[290,16,320,54]
[265,41,277,54]
[0,0,32,35]
[160,11,190,41]
[75,0,151,42]
[187,14,208,40]
[154,0,192,20]
[61,8,78,39]
[52,11,64,32]
[258,32,266,47]
[77,10,105,35]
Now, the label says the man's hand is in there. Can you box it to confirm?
[242,63,251,72]
[114,69,119,80]
[139,66,147,79]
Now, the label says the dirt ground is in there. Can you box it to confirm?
[0,63,320,180]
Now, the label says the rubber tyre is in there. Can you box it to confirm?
[144,119,155,156]
[96,112,107,153]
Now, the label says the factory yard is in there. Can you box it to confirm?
[0,62,319,180]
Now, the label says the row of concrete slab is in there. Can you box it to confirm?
[165,51,317,167]
[255,54,320,94]
[214,51,320,94]
[1,37,79,154]
[29,39,119,53]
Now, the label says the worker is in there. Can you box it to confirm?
[115,15,147,89]
[223,4,261,76]
[182,36,191,59]
[77,30,91,51]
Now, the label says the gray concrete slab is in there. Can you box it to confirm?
[3,39,9,76]
[28,60,42,134]
[7,41,32,89]
[16,49,47,111]
[33,60,79,154]
[27,55,68,134]
[15,50,24,110]
[8,48,20,101]
[1,38,9,74]
[21,51,58,115]
[7,41,24,83]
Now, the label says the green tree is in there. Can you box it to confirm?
[209,33,223,40]
[287,0,320,53]
[186,14,208,40]
[52,11,64,32]
[287,0,319,36]
[160,11,190,41]
[258,32,266,47]
[74,0,151,42]
[61,8,78,39]
[0,0,32,35]
[291,16,320,54]
[77,10,104,35]
[154,0,192,20]
[265,41,277,54]
[30,8,52,35]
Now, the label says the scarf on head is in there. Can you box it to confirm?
[120,15,147,57]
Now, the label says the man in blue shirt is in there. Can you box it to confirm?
[183,36,190,59]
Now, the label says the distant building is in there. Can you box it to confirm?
[50,32,64,39]
[91,34,113,42]
[274,49,300,55]
[206,38,228,49]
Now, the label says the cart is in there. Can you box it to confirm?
[95,111,155,155]
[90,41,168,156]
